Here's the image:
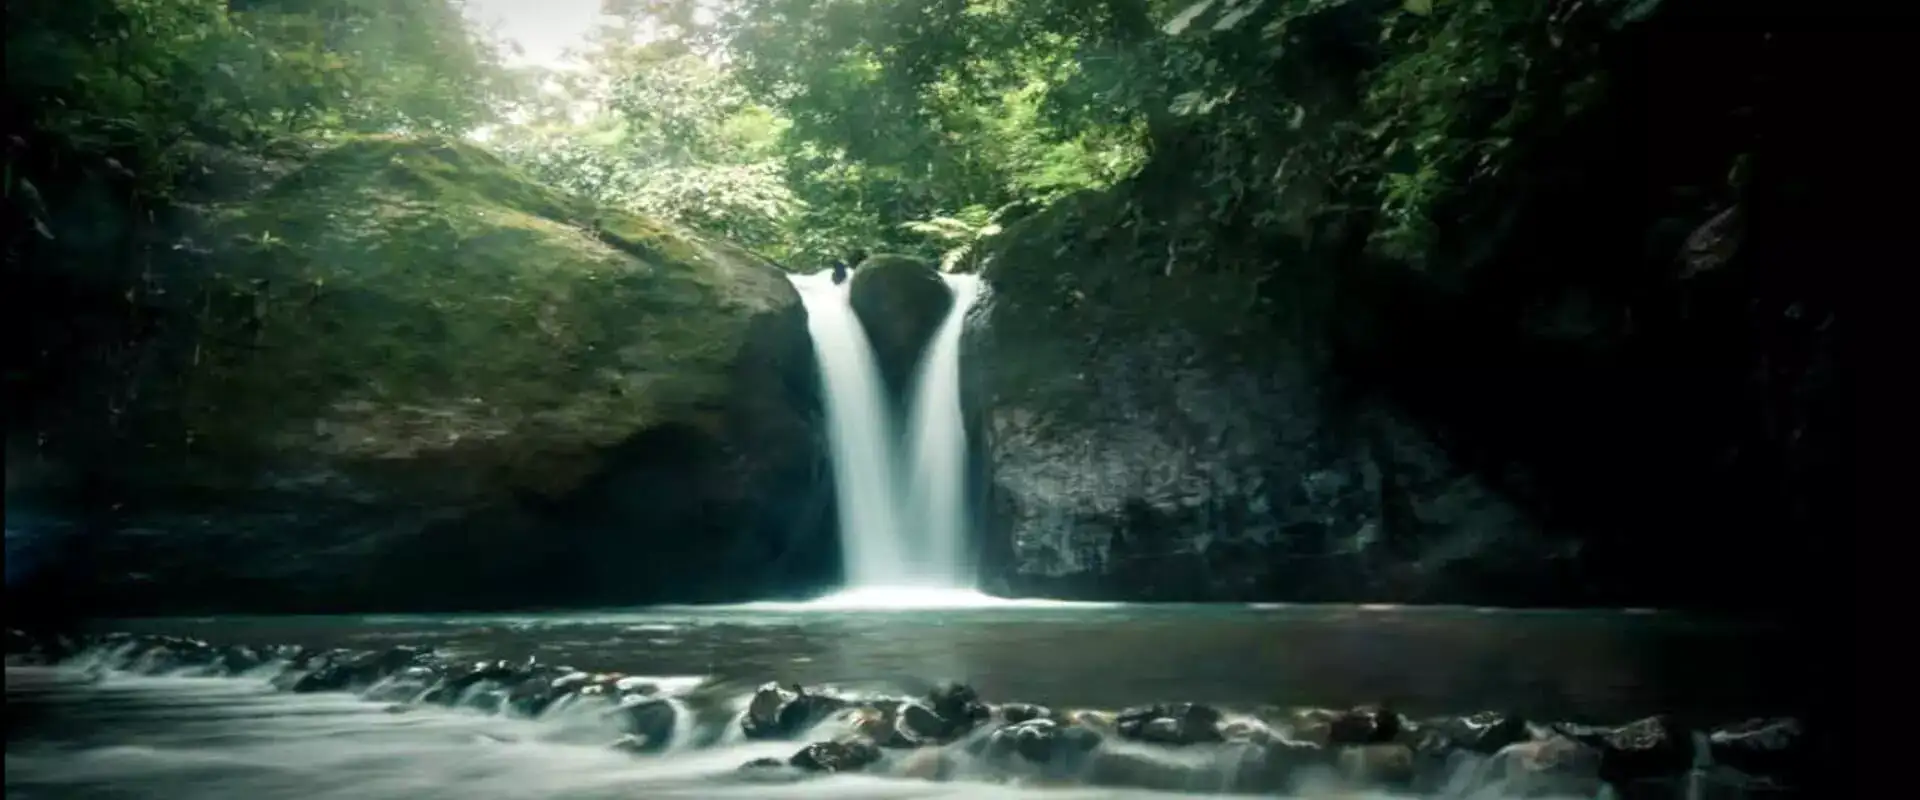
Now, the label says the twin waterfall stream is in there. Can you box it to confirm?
[787,270,986,607]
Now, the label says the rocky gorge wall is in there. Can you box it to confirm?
[963,12,1847,611]
[967,194,1572,606]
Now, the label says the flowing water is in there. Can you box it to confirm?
[789,269,985,594]
[789,271,909,586]
[903,273,984,587]
[6,605,1811,799]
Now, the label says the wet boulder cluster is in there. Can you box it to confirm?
[733,680,994,776]
[8,631,1810,797]
[7,631,695,751]
[722,675,1806,798]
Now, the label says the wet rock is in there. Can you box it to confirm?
[1116,703,1224,745]
[37,134,829,618]
[572,677,618,702]
[1339,743,1416,788]
[1219,717,1277,744]
[1555,715,1696,785]
[893,702,950,746]
[216,645,265,676]
[420,660,525,705]
[504,671,569,717]
[613,676,659,695]
[1327,704,1403,745]
[789,738,882,773]
[291,646,431,693]
[741,682,851,739]
[1708,717,1805,784]
[1398,721,1472,794]
[550,671,592,692]
[381,664,446,696]
[1421,710,1531,754]
[743,682,795,730]
[1284,708,1337,745]
[998,702,1053,724]
[1066,708,1116,732]
[847,254,954,398]
[272,649,348,691]
[1401,708,1533,793]
[613,697,679,752]
[609,734,651,755]
[925,682,991,733]
[127,637,220,674]
[983,718,1104,765]
[842,704,896,744]
[840,698,972,749]
[1486,735,1605,798]
[735,757,812,785]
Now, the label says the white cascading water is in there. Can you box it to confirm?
[786,271,909,587]
[787,270,998,608]
[903,273,983,587]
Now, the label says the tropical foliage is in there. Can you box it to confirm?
[7,0,513,201]
[9,0,1666,275]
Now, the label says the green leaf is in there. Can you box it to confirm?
[1164,0,1217,36]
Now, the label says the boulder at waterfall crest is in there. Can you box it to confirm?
[848,255,956,402]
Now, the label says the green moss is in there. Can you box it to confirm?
[166,135,786,481]
[262,134,589,223]
[594,213,705,268]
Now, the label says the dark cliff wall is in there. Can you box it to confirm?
[970,6,1848,612]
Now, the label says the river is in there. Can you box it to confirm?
[5,603,1812,798]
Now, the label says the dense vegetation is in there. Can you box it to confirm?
[4,0,1809,300]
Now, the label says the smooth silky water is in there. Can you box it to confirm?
[6,605,1805,799]
[789,268,995,603]
[788,270,910,586]
[902,273,984,587]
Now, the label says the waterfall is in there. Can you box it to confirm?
[903,273,982,587]
[787,270,988,606]
[787,272,908,587]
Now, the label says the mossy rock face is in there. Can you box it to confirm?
[971,187,1552,605]
[848,254,954,403]
[24,135,838,613]
[178,135,792,479]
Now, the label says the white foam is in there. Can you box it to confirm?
[730,586,1115,612]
